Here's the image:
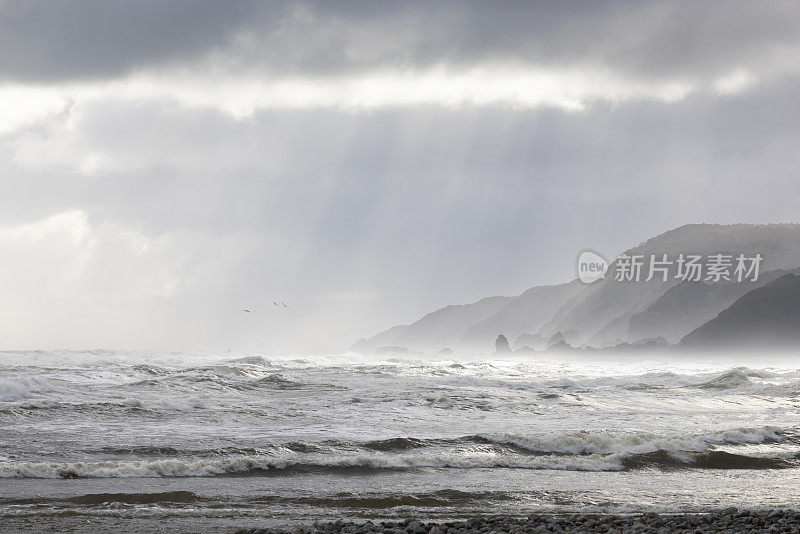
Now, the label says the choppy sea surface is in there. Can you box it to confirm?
[1,350,799,532]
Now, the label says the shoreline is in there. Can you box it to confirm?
[237,509,800,533]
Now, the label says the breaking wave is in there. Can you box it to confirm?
[475,426,785,456]
[0,377,55,402]
[1,426,794,479]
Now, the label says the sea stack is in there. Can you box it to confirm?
[494,334,511,353]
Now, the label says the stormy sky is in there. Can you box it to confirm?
[1,0,799,352]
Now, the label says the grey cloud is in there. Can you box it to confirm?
[0,0,255,82]
[2,1,799,84]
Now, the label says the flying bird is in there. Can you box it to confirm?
[282,302,290,308]
[243,309,251,313]
[273,301,279,306]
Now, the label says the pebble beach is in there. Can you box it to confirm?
[238,509,800,534]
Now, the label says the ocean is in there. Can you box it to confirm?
[1,350,799,532]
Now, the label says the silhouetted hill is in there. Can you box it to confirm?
[541,224,800,347]
[681,273,800,349]
[350,324,409,353]
[354,224,800,353]
[628,269,796,343]
[351,296,510,353]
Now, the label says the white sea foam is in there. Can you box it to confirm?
[480,426,785,456]
[2,351,799,483]
[0,376,55,401]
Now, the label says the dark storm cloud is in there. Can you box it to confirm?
[0,0,255,81]
[1,0,799,82]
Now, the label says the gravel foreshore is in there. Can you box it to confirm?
[237,509,800,534]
